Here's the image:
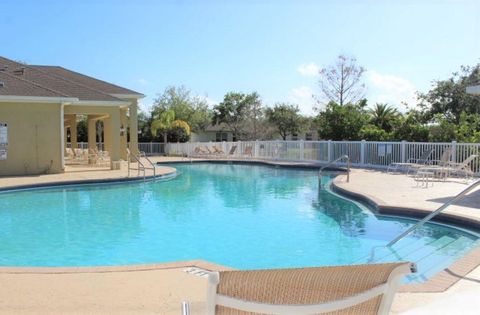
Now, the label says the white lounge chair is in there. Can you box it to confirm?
[387,148,434,174]
[182,262,415,315]
[446,154,478,179]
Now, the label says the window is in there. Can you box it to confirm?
[291,133,298,141]
[216,132,228,142]
[305,133,313,141]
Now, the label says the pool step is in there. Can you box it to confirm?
[183,267,211,278]
[409,236,473,281]
[374,235,456,263]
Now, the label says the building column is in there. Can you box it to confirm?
[64,126,68,151]
[70,114,77,150]
[104,109,121,169]
[128,100,139,157]
[87,116,97,151]
[120,108,128,160]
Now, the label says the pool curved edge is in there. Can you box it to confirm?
[0,160,478,294]
[330,177,480,232]
[0,259,232,274]
[0,167,178,193]
[331,176,480,293]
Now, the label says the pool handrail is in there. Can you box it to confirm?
[387,178,480,247]
[319,155,350,183]
[127,149,146,178]
[139,151,156,177]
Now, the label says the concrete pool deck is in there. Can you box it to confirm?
[0,158,479,314]
[0,161,177,191]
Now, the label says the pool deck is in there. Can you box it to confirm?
[0,161,177,191]
[0,158,479,314]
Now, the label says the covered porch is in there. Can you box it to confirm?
[62,101,139,170]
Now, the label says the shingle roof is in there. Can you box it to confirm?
[32,65,143,96]
[0,72,68,98]
[0,56,142,102]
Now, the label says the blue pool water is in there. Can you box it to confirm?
[0,163,478,283]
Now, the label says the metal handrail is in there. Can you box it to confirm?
[127,150,146,179]
[387,179,480,247]
[319,155,350,182]
[139,151,156,177]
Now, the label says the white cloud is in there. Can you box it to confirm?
[137,78,149,85]
[366,70,417,111]
[204,97,218,107]
[288,86,316,115]
[297,62,320,76]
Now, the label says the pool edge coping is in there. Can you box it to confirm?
[0,168,178,193]
[331,178,480,293]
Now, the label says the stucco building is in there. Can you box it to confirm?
[0,56,143,176]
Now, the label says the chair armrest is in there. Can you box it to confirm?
[181,301,190,315]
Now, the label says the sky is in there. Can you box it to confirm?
[2,0,479,115]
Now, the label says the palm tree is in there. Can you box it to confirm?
[369,103,399,132]
[151,109,175,143]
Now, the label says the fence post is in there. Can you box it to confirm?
[360,140,366,166]
[328,140,332,162]
[401,141,406,163]
[451,140,457,162]
[300,140,304,161]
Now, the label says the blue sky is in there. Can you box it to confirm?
[2,0,479,114]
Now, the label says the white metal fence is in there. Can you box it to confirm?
[68,142,166,155]
[165,140,480,174]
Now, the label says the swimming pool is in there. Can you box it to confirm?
[0,162,478,283]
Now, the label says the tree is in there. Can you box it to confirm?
[418,64,480,122]
[391,110,429,142]
[265,103,304,140]
[315,100,369,140]
[167,120,191,143]
[212,92,262,140]
[316,55,366,107]
[137,111,153,142]
[369,103,399,132]
[151,109,175,143]
[152,86,211,132]
[359,125,390,141]
[76,117,88,142]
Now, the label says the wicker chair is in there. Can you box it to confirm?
[183,262,415,315]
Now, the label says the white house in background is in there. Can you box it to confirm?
[190,123,320,142]
[467,85,480,95]
[285,129,320,141]
[190,123,235,142]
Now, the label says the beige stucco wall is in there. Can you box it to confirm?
[0,102,63,176]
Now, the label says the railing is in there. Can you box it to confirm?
[139,151,156,177]
[67,142,166,155]
[387,179,480,247]
[66,140,480,174]
[319,155,350,182]
[128,150,146,178]
[165,140,480,174]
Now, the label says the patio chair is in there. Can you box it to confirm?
[65,147,75,160]
[182,262,415,315]
[446,154,478,179]
[243,145,253,158]
[212,145,225,155]
[227,145,237,157]
[387,148,434,174]
[414,148,453,180]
